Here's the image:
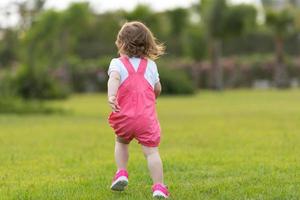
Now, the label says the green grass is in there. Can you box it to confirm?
[0,90,300,200]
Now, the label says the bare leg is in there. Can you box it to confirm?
[115,137,129,170]
[142,145,164,184]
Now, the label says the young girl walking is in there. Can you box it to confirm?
[107,21,170,198]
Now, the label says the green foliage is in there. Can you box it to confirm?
[0,69,64,114]
[23,3,95,68]
[200,0,258,40]
[124,4,160,37]
[223,29,273,56]
[22,2,121,63]
[201,0,227,39]
[167,8,189,36]
[0,97,63,114]
[224,4,257,37]
[201,0,258,40]
[67,56,108,92]
[0,29,19,67]
[23,9,64,68]
[194,54,300,88]
[185,25,207,60]
[14,65,69,100]
[158,64,195,95]
[262,0,300,8]
[165,8,190,57]
[265,8,296,88]
[0,70,16,97]
[83,12,122,58]
[261,0,274,7]
[266,8,295,38]
[237,54,274,80]
[200,0,258,90]
[1,1,300,100]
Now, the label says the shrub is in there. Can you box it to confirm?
[0,70,63,114]
[14,65,70,100]
[0,70,16,97]
[158,66,196,95]
[0,97,63,114]
[198,54,300,88]
[67,56,108,92]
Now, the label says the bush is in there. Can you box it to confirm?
[159,66,196,95]
[14,65,70,100]
[0,70,63,114]
[0,70,16,97]
[197,54,300,88]
[0,97,63,114]
[185,25,207,60]
[67,56,108,92]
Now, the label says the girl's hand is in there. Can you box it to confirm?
[108,96,121,112]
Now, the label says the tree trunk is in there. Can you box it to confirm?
[274,36,289,88]
[209,39,223,90]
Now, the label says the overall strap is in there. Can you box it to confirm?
[137,58,148,75]
[119,56,135,74]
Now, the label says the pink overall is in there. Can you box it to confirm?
[108,56,161,147]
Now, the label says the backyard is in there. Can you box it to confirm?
[0,90,299,199]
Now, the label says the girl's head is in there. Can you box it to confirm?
[115,21,165,60]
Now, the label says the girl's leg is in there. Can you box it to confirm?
[142,145,164,184]
[111,137,130,191]
[115,137,129,170]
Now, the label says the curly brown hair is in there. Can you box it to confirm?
[115,21,165,60]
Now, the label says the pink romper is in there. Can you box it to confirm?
[108,56,161,147]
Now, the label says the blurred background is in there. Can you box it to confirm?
[1,2,300,199]
[0,0,300,112]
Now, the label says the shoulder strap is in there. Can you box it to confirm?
[119,56,135,74]
[137,58,148,75]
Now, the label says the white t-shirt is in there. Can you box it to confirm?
[108,57,159,89]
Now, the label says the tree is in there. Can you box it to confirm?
[200,0,226,90]
[0,29,19,68]
[261,0,300,8]
[124,5,161,36]
[17,0,46,31]
[265,8,295,88]
[201,0,257,90]
[261,0,277,8]
[166,8,189,56]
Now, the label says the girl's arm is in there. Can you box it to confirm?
[154,81,162,98]
[107,71,121,112]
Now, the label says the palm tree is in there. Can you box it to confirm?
[265,8,295,88]
[200,0,226,90]
[261,0,300,8]
[201,0,257,90]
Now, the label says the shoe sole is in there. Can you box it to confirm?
[111,176,128,191]
[153,190,168,198]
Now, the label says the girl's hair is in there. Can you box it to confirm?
[115,21,165,60]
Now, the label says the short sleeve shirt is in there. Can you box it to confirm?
[108,57,159,89]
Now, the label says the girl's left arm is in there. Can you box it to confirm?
[107,71,121,112]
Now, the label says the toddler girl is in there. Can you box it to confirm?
[107,21,169,198]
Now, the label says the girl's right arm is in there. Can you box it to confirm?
[154,82,162,98]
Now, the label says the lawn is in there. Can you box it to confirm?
[0,90,299,200]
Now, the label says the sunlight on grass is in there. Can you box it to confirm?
[0,90,299,199]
